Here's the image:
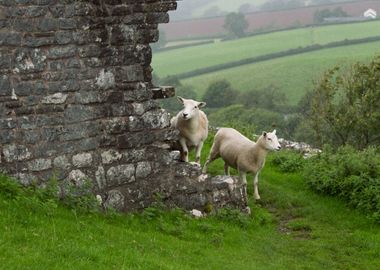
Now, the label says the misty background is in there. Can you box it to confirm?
[171,0,355,21]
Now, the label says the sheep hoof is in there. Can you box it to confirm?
[189,162,200,167]
[254,196,261,200]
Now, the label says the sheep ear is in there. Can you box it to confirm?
[177,96,185,104]
[263,131,267,137]
[272,129,276,135]
[198,102,206,108]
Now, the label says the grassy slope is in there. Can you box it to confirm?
[152,20,380,77]
[1,138,380,269]
[182,41,380,105]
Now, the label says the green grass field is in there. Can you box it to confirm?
[1,136,380,269]
[153,20,380,78]
[181,41,380,105]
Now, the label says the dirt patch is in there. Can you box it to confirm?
[260,200,312,240]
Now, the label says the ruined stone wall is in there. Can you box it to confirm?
[0,0,247,212]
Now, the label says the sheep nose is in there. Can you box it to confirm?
[277,146,282,150]
[183,113,188,118]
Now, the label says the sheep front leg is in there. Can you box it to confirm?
[224,163,230,176]
[253,171,261,200]
[194,141,204,165]
[179,137,189,162]
[202,143,219,174]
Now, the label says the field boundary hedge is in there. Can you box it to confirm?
[174,35,380,79]
[155,40,215,53]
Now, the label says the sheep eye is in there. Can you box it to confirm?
[194,106,198,109]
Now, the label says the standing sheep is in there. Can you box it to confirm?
[202,128,281,200]
[171,96,208,164]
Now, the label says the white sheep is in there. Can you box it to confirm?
[171,96,208,164]
[202,128,281,200]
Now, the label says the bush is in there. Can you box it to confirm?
[236,85,289,113]
[303,146,380,221]
[202,80,237,108]
[270,151,305,173]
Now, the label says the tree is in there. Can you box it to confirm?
[223,12,248,38]
[307,56,380,149]
[313,7,348,23]
[236,85,289,113]
[202,80,237,108]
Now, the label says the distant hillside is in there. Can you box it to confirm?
[181,41,380,105]
[153,20,380,105]
[163,0,380,40]
[154,20,380,77]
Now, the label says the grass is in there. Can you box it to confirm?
[1,136,380,269]
[152,20,380,78]
[181,41,380,105]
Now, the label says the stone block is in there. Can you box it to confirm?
[3,144,32,162]
[67,169,87,187]
[0,118,17,129]
[28,158,52,171]
[136,161,152,179]
[95,69,115,89]
[37,18,59,32]
[54,155,71,170]
[15,48,47,73]
[72,152,93,168]
[55,31,73,45]
[0,32,21,46]
[95,166,106,189]
[0,53,11,70]
[42,93,68,104]
[101,149,122,165]
[47,45,76,59]
[104,189,125,211]
[107,164,135,186]
[63,105,104,123]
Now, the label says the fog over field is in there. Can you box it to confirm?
[170,0,359,20]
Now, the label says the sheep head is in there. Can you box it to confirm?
[177,96,206,120]
[262,130,281,151]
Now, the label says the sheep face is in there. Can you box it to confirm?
[177,96,206,121]
[263,130,281,151]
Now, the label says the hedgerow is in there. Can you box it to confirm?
[303,146,380,221]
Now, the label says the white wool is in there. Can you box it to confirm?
[203,128,281,200]
[171,97,208,164]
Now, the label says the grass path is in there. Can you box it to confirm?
[1,143,379,269]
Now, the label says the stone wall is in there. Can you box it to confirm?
[0,0,247,212]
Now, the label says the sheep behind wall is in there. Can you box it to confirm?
[171,97,209,164]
